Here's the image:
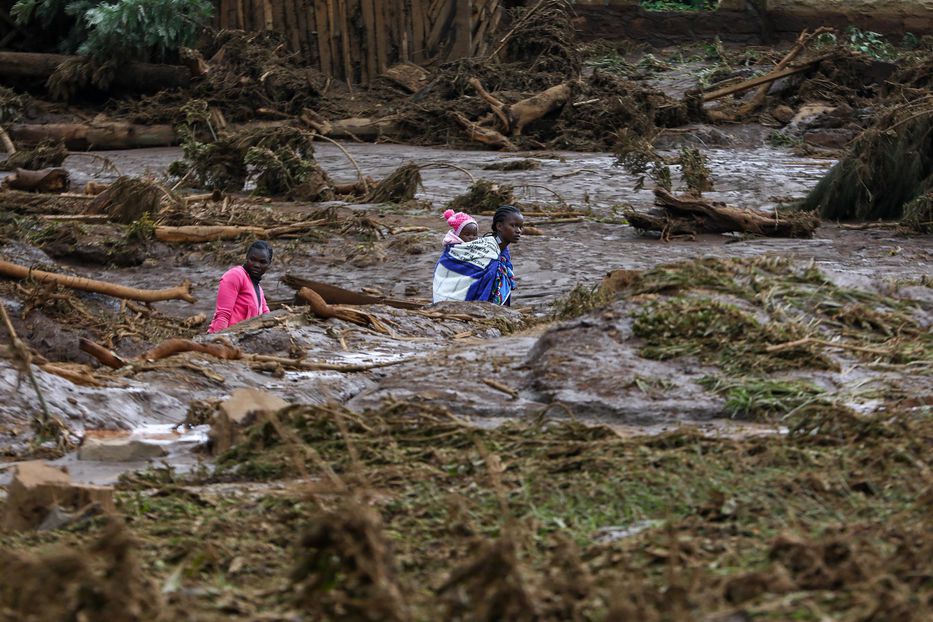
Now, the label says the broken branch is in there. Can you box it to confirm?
[0,259,196,304]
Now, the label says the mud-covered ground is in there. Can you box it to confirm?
[1,64,931,622]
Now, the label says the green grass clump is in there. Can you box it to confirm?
[632,296,829,373]
[551,283,611,320]
[699,375,828,420]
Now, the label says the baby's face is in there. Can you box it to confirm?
[459,223,479,242]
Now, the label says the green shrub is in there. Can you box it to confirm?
[13,0,213,63]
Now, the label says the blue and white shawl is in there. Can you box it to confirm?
[432,236,514,305]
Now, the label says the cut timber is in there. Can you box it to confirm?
[0,51,191,92]
[450,111,517,151]
[0,259,195,303]
[8,121,176,151]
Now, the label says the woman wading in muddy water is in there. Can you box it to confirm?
[208,241,273,333]
[432,205,522,305]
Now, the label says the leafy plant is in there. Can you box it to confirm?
[845,26,897,61]
[12,0,213,62]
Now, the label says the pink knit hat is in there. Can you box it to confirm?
[443,209,477,236]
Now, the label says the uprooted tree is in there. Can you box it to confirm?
[799,100,932,226]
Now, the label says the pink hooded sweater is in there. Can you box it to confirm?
[208,265,269,333]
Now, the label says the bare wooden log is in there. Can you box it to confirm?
[297,286,390,333]
[154,219,329,244]
[143,338,242,362]
[734,28,832,116]
[508,82,572,136]
[8,121,177,150]
[1,167,69,193]
[79,338,128,369]
[300,110,398,139]
[469,77,511,132]
[282,275,423,310]
[651,188,819,238]
[154,225,267,244]
[0,259,196,303]
[0,51,191,92]
[449,111,517,151]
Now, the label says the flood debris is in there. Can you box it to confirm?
[0,139,68,171]
[0,519,161,620]
[77,435,167,462]
[85,176,181,224]
[1,167,70,193]
[209,388,288,455]
[2,461,115,531]
[800,99,933,222]
[625,188,820,239]
[0,258,195,304]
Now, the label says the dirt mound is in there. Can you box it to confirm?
[292,500,412,621]
[0,520,160,621]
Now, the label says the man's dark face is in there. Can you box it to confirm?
[244,248,271,280]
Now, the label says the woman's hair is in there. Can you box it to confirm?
[491,205,521,234]
[247,240,273,260]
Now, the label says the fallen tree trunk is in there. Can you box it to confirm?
[8,121,177,150]
[282,275,423,310]
[300,109,399,140]
[1,167,70,193]
[449,111,517,151]
[0,51,191,92]
[154,219,330,244]
[143,338,242,362]
[624,189,819,239]
[701,60,822,103]
[508,82,572,135]
[296,287,390,334]
[154,225,268,244]
[653,188,819,237]
[0,259,196,303]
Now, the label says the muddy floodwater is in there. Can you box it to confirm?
[2,137,931,484]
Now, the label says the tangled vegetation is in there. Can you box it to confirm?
[2,397,928,620]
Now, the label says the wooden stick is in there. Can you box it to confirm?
[144,338,242,362]
[483,378,518,399]
[0,125,15,154]
[0,259,196,304]
[79,338,128,369]
[0,301,51,424]
[469,77,511,132]
[701,57,826,103]
[735,28,833,116]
